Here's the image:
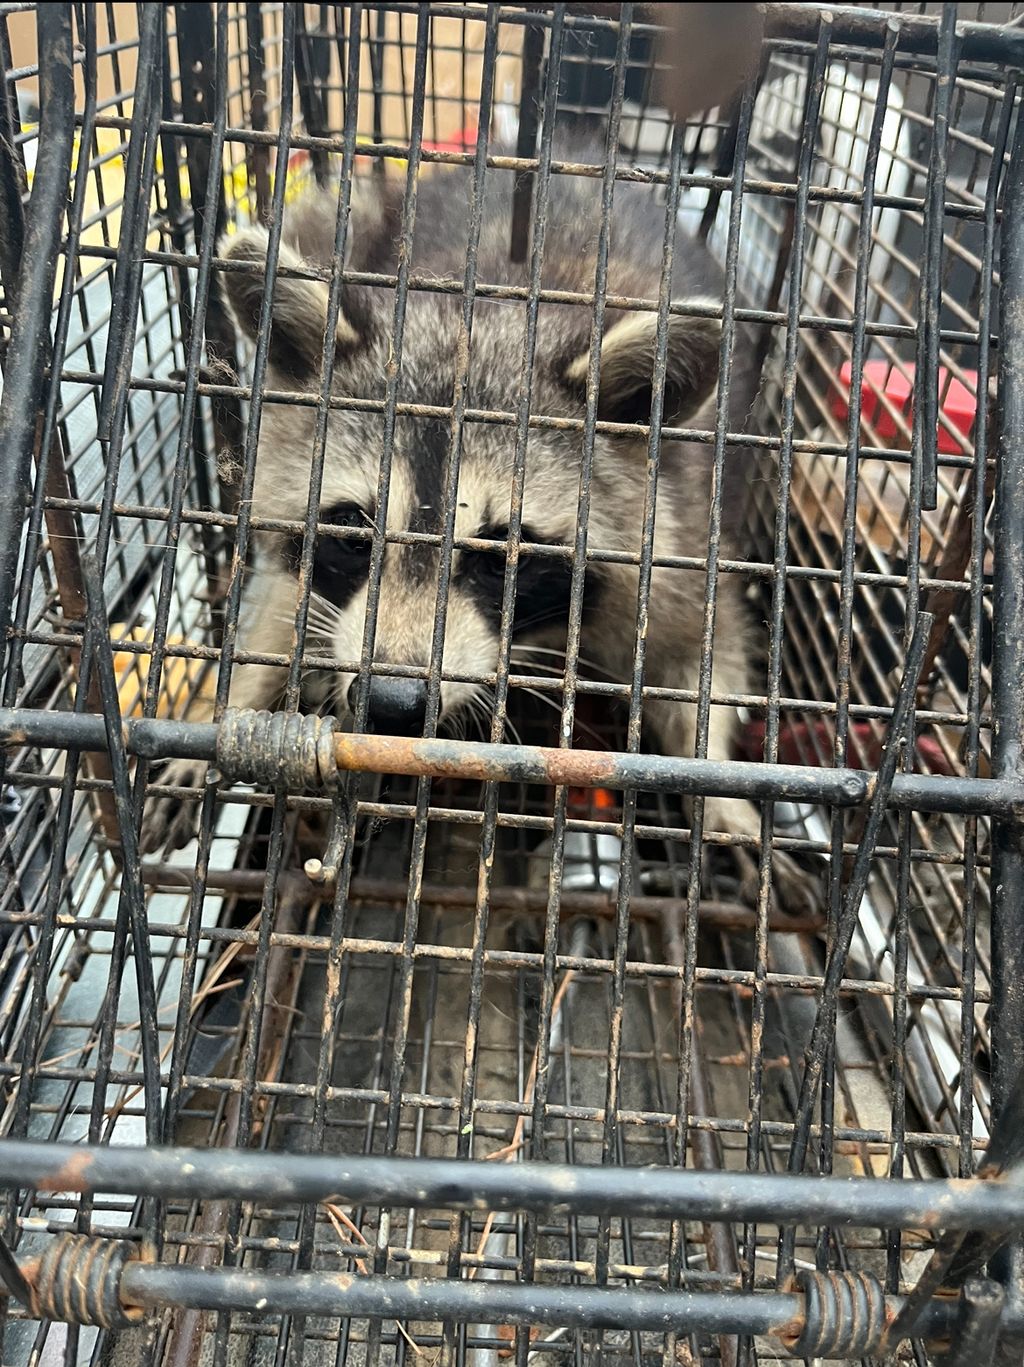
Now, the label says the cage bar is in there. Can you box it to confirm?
[1,5,1023,1366]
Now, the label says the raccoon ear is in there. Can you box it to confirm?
[562,306,722,427]
[218,226,359,384]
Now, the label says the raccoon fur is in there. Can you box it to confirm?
[141,153,806,902]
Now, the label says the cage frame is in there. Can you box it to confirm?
[0,2,1024,1363]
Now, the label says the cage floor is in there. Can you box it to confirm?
[0,753,943,1366]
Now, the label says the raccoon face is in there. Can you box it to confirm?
[269,416,581,735]
[218,201,721,736]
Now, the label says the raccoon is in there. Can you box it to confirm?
[141,153,807,903]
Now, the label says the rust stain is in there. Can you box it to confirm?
[119,1240,157,1321]
[334,733,618,788]
[772,1274,807,1350]
[17,1255,42,1319]
[772,1312,806,1350]
[324,956,343,1003]
[496,1325,541,1357]
[45,1149,95,1193]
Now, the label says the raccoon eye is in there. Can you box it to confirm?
[463,525,547,590]
[458,523,574,635]
[480,532,510,580]
[312,502,372,604]
[471,526,512,583]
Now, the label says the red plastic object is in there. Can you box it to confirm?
[422,123,478,154]
[831,360,978,454]
[568,786,618,817]
[738,718,955,777]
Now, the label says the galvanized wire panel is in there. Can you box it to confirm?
[0,3,1023,1366]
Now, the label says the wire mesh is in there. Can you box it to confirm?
[0,3,1023,1365]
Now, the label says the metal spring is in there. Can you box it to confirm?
[26,1233,152,1329]
[215,707,338,791]
[785,1269,888,1357]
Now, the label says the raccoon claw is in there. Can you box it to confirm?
[717,842,821,920]
[701,797,822,918]
[766,848,822,920]
[139,758,209,854]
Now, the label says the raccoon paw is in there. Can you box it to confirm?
[139,758,209,854]
[768,847,821,919]
[737,845,820,919]
[704,796,821,918]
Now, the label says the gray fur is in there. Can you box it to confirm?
[143,154,805,904]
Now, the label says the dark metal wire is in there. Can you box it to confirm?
[1,4,1022,1362]
[0,3,75,675]
[80,556,162,1166]
[743,23,836,1331]
[158,1,235,1156]
[954,73,1017,1181]
[278,13,369,1363]
[913,3,959,512]
[96,3,163,445]
[983,66,1024,1360]
[779,609,933,1273]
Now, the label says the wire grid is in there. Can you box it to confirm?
[0,3,1021,1365]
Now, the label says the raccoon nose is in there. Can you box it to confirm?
[350,675,428,736]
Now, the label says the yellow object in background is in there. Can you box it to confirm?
[109,624,216,722]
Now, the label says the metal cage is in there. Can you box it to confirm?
[1,3,1023,1363]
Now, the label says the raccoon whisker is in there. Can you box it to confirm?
[507,660,597,683]
[463,709,486,743]
[453,692,498,814]
[305,606,341,630]
[499,711,525,748]
[516,686,610,749]
[464,688,510,744]
[287,631,336,651]
[310,589,343,614]
[306,594,344,631]
[330,676,351,720]
[510,644,616,679]
[508,606,572,634]
[457,683,531,749]
[466,692,493,736]
[508,661,618,698]
[272,610,336,639]
[298,667,340,712]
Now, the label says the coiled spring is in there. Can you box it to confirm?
[215,708,338,791]
[25,1234,152,1329]
[215,708,347,883]
[784,1269,888,1357]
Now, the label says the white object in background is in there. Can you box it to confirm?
[528,827,622,895]
[698,62,911,316]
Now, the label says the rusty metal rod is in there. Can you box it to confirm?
[137,866,826,934]
[2,709,1020,818]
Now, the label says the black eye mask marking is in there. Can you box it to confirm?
[458,524,576,636]
[314,504,374,605]
[283,503,373,609]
